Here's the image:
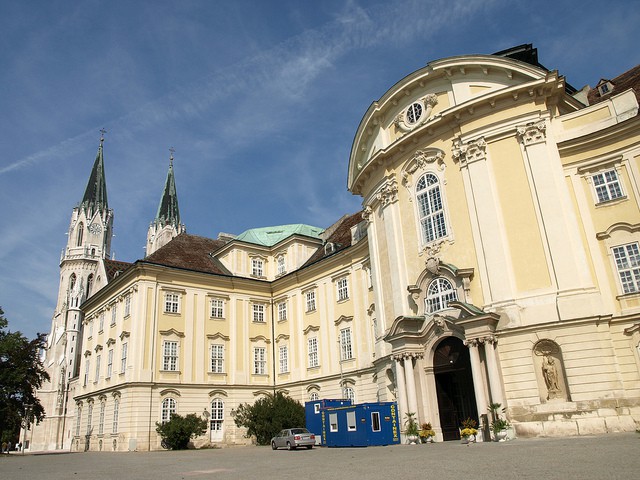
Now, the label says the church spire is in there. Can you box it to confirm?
[80,129,109,216]
[154,147,181,228]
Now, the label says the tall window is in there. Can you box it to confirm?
[88,319,94,338]
[340,328,353,361]
[161,398,176,423]
[162,341,179,371]
[164,293,180,313]
[77,222,84,247]
[337,277,349,301]
[95,354,101,382]
[112,399,119,433]
[210,344,224,373]
[107,349,113,378]
[278,301,287,321]
[277,255,286,275]
[251,258,264,277]
[253,304,265,323]
[210,298,224,318]
[211,399,224,432]
[613,243,640,294]
[426,277,457,313]
[99,402,105,434]
[253,347,266,375]
[110,304,117,326]
[279,345,289,374]
[76,406,82,436]
[308,337,319,368]
[84,359,90,386]
[344,386,355,402]
[593,169,623,203]
[98,313,104,331]
[309,392,319,401]
[87,403,93,434]
[416,173,447,243]
[306,290,316,312]
[120,342,128,373]
[124,295,131,316]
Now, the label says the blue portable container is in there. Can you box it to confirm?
[321,402,400,447]
[305,399,352,445]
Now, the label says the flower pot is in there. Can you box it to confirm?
[494,430,508,442]
[407,434,419,444]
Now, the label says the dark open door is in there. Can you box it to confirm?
[433,337,478,441]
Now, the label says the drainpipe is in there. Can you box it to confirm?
[147,280,159,451]
[271,299,276,395]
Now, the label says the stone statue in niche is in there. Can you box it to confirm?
[533,339,568,402]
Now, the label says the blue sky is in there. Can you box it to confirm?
[1,0,638,339]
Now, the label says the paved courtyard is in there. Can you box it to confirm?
[1,433,638,480]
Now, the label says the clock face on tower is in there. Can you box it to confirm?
[89,223,102,235]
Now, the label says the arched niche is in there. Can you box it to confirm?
[533,339,570,403]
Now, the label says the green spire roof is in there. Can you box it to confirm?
[234,224,324,247]
[81,135,109,215]
[155,153,180,227]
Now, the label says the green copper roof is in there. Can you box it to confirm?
[81,139,109,215]
[154,157,180,227]
[234,224,324,247]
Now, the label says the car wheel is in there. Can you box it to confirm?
[271,441,277,450]
[306,445,313,449]
[286,441,295,450]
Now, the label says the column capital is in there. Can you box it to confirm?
[452,137,487,166]
[516,120,546,146]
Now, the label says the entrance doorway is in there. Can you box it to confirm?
[433,337,478,441]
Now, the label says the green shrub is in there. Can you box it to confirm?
[155,413,208,450]
[233,392,305,445]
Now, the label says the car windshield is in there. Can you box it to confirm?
[290,428,308,434]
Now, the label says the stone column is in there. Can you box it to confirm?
[403,354,420,419]
[394,356,408,422]
[482,336,504,407]
[465,339,488,423]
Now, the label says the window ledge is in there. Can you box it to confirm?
[160,370,181,374]
[207,372,227,376]
[307,365,320,371]
[596,196,627,207]
[616,291,640,301]
[210,316,225,321]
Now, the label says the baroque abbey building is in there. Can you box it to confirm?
[29,46,640,451]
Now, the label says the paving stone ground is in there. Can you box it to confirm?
[1,432,638,480]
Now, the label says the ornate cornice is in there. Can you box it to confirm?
[516,120,546,146]
[452,137,487,166]
[375,176,399,207]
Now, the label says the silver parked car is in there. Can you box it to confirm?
[271,428,315,450]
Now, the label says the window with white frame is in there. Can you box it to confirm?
[84,358,90,386]
[416,173,447,244]
[210,298,224,318]
[211,398,224,431]
[120,342,128,374]
[124,295,131,316]
[277,255,286,275]
[112,398,119,433]
[164,292,180,313]
[277,301,287,321]
[253,347,267,375]
[251,258,264,277]
[107,349,113,378]
[210,344,224,373]
[161,398,176,423]
[253,303,265,323]
[87,403,93,434]
[340,328,353,361]
[337,277,349,302]
[344,386,355,402]
[162,341,179,371]
[613,243,640,294]
[593,169,623,203]
[88,319,94,337]
[306,290,316,312]
[308,337,319,368]
[95,354,101,382]
[99,402,105,434]
[426,277,457,313]
[99,313,104,331]
[310,392,319,401]
[279,345,289,374]
[110,304,117,326]
[75,406,82,436]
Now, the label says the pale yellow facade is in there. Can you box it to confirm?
[30,51,640,452]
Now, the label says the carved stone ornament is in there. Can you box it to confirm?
[421,239,445,258]
[452,137,487,165]
[425,256,440,275]
[401,149,446,197]
[394,94,439,132]
[375,177,399,207]
[362,205,374,224]
[516,120,546,146]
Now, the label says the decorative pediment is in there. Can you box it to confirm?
[106,338,116,346]
[159,328,185,338]
[252,390,271,398]
[276,388,290,395]
[119,331,130,341]
[84,350,92,357]
[303,325,320,335]
[401,148,446,194]
[159,388,181,397]
[249,335,271,344]
[334,315,353,327]
[208,389,228,398]
[596,222,640,240]
[275,334,290,343]
[94,344,103,352]
[306,384,321,392]
[207,332,230,341]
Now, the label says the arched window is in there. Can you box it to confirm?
[161,398,176,423]
[69,274,77,293]
[309,392,319,401]
[86,274,94,297]
[425,278,457,313]
[211,399,224,432]
[416,173,447,244]
[77,222,84,247]
[343,387,355,403]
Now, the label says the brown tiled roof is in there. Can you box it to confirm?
[302,211,364,268]
[587,64,640,106]
[103,259,133,282]
[142,233,232,276]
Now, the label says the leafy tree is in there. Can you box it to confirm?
[0,307,49,443]
[233,392,305,445]
[155,413,208,450]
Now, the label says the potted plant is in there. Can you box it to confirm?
[404,412,420,444]
[419,422,435,443]
[488,403,510,442]
[460,417,478,444]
